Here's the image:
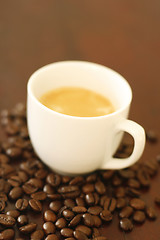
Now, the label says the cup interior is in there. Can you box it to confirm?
[28,61,132,114]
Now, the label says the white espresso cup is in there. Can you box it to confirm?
[27,61,145,175]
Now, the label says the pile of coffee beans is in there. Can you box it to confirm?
[0,103,159,240]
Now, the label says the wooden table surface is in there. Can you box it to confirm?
[0,1,160,239]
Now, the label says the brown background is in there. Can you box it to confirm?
[0,1,160,239]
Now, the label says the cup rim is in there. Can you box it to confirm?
[27,60,132,120]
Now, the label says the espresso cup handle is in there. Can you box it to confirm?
[100,119,146,169]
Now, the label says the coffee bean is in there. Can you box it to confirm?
[82,184,95,193]
[18,171,28,183]
[72,206,87,214]
[133,211,146,223]
[92,215,102,227]
[114,187,125,198]
[137,168,150,187]
[45,234,59,240]
[119,218,133,231]
[55,218,67,229]
[103,198,116,212]
[95,181,106,195]
[44,210,57,222]
[8,175,22,187]
[127,178,140,189]
[6,147,22,158]
[75,197,85,207]
[15,198,28,211]
[101,170,114,180]
[146,130,158,143]
[119,169,135,179]
[88,206,102,215]
[86,173,97,183]
[29,199,42,212]
[0,193,8,202]
[22,183,38,195]
[100,210,113,222]
[31,191,47,201]
[6,210,20,219]
[5,124,19,136]
[85,193,95,206]
[60,228,73,237]
[69,176,84,186]
[58,186,80,198]
[112,175,122,186]
[43,184,55,194]
[83,213,95,227]
[62,176,72,184]
[31,229,44,240]
[154,196,160,205]
[64,199,75,208]
[0,214,16,226]
[119,206,133,218]
[19,222,37,234]
[0,229,15,240]
[46,173,61,187]
[0,164,15,178]
[0,200,5,212]
[43,222,56,235]
[49,201,62,213]
[0,154,9,164]
[69,214,82,227]
[146,206,157,220]
[48,193,62,200]
[126,187,141,197]
[73,230,88,240]
[17,215,28,226]
[63,209,74,220]
[92,228,101,238]
[76,225,91,236]
[130,198,146,210]
[35,168,48,179]
[93,237,108,240]
[116,198,127,209]
[27,178,43,189]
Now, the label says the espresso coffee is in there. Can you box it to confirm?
[39,87,115,117]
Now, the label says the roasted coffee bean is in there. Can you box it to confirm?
[58,186,80,198]
[63,209,74,220]
[43,222,56,235]
[69,214,82,227]
[18,171,28,183]
[133,211,146,223]
[6,147,22,158]
[72,206,87,214]
[137,168,150,187]
[126,187,141,197]
[73,230,88,240]
[43,184,54,194]
[0,164,15,178]
[92,228,101,238]
[154,196,160,205]
[0,193,7,202]
[0,214,16,226]
[49,201,63,213]
[62,176,72,184]
[15,198,28,211]
[64,199,75,208]
[0,154,9,164]
[0,228,15,240]
[55,218,67,229]
[92,215,102,227]
[101,170,114,180]
[146,207,157,219]
[100,210,113,222]
[46,173,61,187]
[85,193,95,206]
[76,197,85,207]
[130,198,146,210]
[116,198,127,209]
[83,213,95,227]
[45,234,59,240]
[60,228,73,237]
[146,130,158,143]
[114,187,125,198]
[119,218,133,231]
[88,206,102,215]
[17,215,28,226]
[112,175,122,186]
[93,193,99,205]
[69,176,84,186]
[95,181,106,195]
[127,178,140,189]
[119,206,133,218]
[31,191,47,201]
[22,183,38,195]
[31,229,44,240]
[6,210,20,218]
[82,184,95,193]
[119,169,135,179]
[65,238,75,240]
[104,198,116,212]
[86,173,97,183]
[8,175,22,187]
[19,222,37,234]
[5,124,19,135]
[93,237,108,240]
[76,225,91,236]
[27,178,43,189]
[44,210,57,222]
[0,200,5,212]
[47,193,62,200]
[29,199,42,212]
[35,168,48,179]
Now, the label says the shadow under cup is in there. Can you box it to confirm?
[27,61,133,175]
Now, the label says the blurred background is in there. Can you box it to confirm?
[0,0,160,132]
